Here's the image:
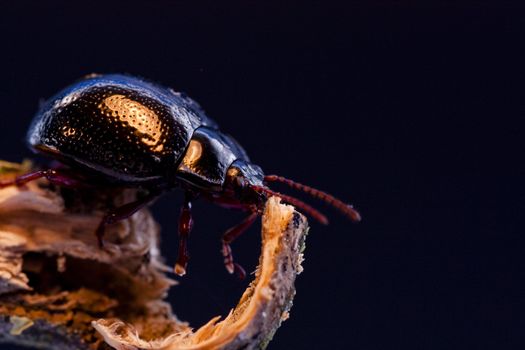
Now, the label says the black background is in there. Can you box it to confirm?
[1,2,523,350]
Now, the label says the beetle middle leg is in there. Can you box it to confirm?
[221,211,259,279]
[95,191,159,248]
[174,192,194,276]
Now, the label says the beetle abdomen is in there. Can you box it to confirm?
[28,75,213,183]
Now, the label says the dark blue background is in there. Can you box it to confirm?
[1,2,523,349]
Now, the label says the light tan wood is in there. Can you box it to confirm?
[0,162,308,350]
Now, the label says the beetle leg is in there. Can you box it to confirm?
[0,168,85,189]
[95,191,159,248]
[174,192,194,276]
[221,211,259,279]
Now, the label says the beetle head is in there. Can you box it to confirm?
[225,161,361,225]
[225,160,266,207]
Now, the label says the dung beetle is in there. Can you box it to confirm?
[0,74,360,277]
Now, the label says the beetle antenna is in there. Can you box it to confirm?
[264,175,361,222]
[251,185,329,225]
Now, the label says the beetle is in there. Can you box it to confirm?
[0,74,360,277]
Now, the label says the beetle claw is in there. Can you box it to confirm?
[222,243,235,274]
[234,263,246,280]
[174,263,186,276]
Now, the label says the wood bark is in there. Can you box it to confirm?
[0,161,308,350]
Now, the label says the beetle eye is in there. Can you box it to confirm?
[226,166,247,189]
[227,167,240,178]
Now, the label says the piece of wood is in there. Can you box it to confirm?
[0,162,308,350]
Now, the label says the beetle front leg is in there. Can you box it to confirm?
[222,211,258,279]
[174,192,194,276]
[95,191,159,248]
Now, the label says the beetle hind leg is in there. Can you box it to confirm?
[0,168,85,189]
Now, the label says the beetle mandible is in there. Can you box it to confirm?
[0,74,361,277]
